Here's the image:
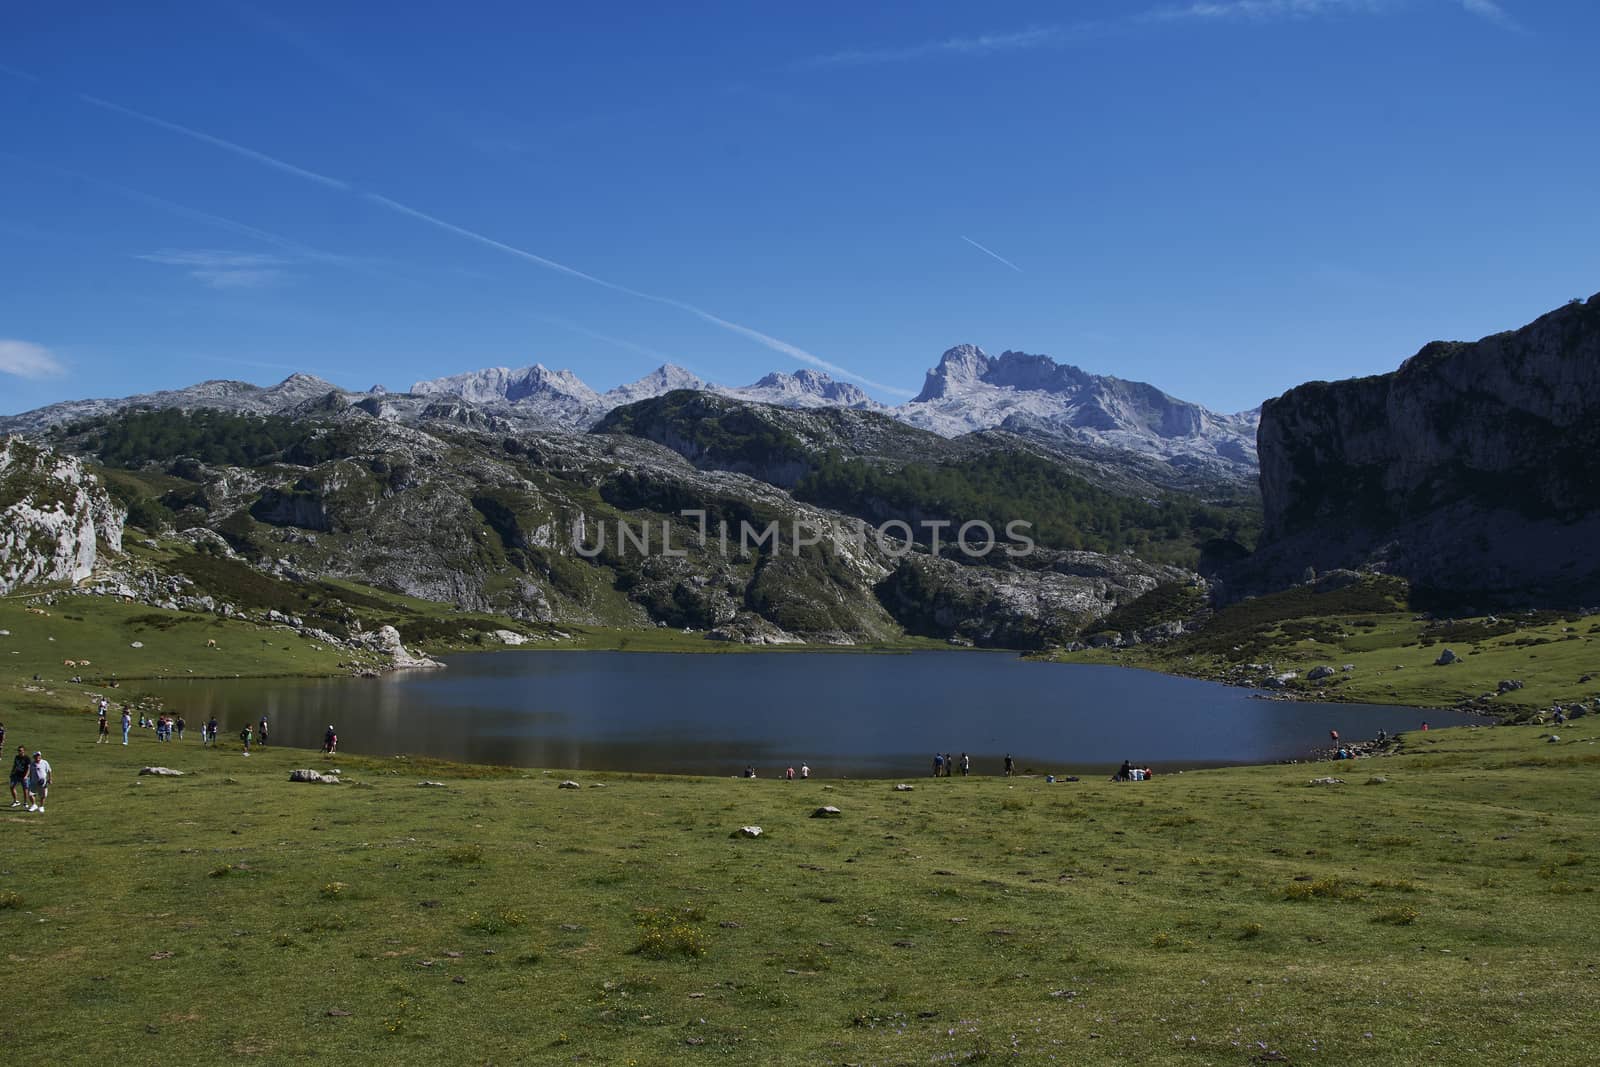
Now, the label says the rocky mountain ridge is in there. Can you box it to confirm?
[0,348,1258,483]
[1243,293,1600,606]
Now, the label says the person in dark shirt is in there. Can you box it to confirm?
[9,746,31,807]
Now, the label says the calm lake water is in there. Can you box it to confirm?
[137,651,1473,777]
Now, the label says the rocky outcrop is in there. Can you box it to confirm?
[876,551,1189,649]
[0,436,124,594]
[1250,293,1600,605]
[355,624,445,669]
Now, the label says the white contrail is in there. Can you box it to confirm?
[51,88,909,395]
[961,235,1024,273]
[78,94,351,191]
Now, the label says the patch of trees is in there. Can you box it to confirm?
[60,408,353,470]
[793,451,1259,566]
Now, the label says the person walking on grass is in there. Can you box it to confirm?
[25,751,51,813]
[960,752,970,777]
[239,724,253,756]
[9,745,29,808]
[175,716,185,741]
[323,725,338,755]
[1003,753,1014,777]
[97,710,109,743]
[257,716,269,748]
[207,716,219,747]
[932,752,944,778]
[945,753,954,778]
[121,707,132,745]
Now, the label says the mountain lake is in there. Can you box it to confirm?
[136,650,1477,777]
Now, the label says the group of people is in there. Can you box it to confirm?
[89,697,339,756]
[1112,760,1155,782]
[931,752,973,777]
[7,744,51,813]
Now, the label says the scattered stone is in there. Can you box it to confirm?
[719,921,742,929]
[452,975,466,984]
[1307,777,1345,786]
[139,766,184,777]
[491,629,528,645]
[732,826,763,838]
[892,940,915,948]
[419,900,442,909]
[1307,665,1336,681]
[1547,734,1562,743]
[130,641,144,649]
[325,1009,352,1018]
[558,780,581,789]
[444,951,463,958]
[149,951,174,960]
[1497,679,1525,693]
[418,781,448,788]
[289,769,340,784]
[894,784,914,791]
[1434,648,1459,666]
[1366,776,1389,785]
[810,806,842,819]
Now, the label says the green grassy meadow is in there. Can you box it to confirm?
[3,681,1599,1064]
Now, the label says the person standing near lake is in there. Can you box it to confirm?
[96,710,109,743]
[945,753,954,778]
[258,715,269,748]
[323,725,338,754]
[932,753,943,777]
[800,763,810,780]
[25,751,50,813]
[960,752,970,777]
[175,716,185,741]
[8,745,29,807]
[239,724,253,756]
[207,716,219,747]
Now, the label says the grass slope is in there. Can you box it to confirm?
[1059,579,1600,715]
[2,685,1597,1064]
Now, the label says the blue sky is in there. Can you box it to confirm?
[2,0,1595,415]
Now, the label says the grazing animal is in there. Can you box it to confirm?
[206,639,217,648]
[63,659,77,668]
[79,659,90,666]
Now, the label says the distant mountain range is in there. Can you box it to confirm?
[0,347,1261,479]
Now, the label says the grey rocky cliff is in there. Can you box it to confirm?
[1248,293,1600,604]
[0,436,124,595]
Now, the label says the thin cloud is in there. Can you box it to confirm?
[77,94,350,191]
[1459,0,1523,30]
[808,25,1094,67]
[532,314,683,367]
[137,249,291,289]
[961,236,1024,274]
[807,0,1398,66]
[362,198,912,395]
[0,61,40,83]
[54,88,903,396]
[1147,0,1393,21]
[0,340,66,380]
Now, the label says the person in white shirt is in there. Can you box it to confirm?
[800,763,810,779]
[25,751,51,813]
